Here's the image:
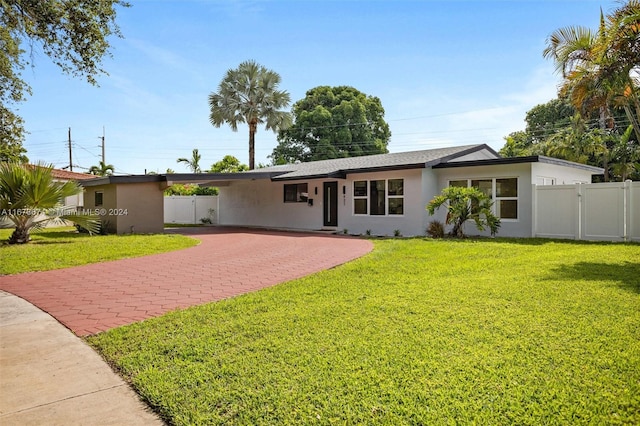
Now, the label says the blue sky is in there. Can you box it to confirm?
[19,0,618,174]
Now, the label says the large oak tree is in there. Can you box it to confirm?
[270,86,391,164]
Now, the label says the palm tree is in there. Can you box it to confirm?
[0,162,99,244]
[426,186,500,238]
[209,60,292,170]
[88,161,115,176]
[610,125,640,181]
[177,149,202,173]
[544,4,640,140]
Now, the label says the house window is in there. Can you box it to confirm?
[448,178,518,220]
[496,178,518,219]
[95,191,103,206]
[284,183,308,203]
[353,179,404,216]
[353,181,368,214]
[388,179,404,215]
[370,180,385,215]
[449,180,468,188]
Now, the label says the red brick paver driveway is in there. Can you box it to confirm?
[0,228,373,336]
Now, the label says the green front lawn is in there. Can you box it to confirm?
[0,227,198,275]
[88,238,640,425]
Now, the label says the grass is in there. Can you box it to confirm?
[87,238,640,425]
[0,227,198,275]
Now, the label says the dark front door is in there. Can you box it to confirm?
[323,181,338,227]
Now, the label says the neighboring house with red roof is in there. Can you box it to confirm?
[50,168,101,182]
[49,168,99,208]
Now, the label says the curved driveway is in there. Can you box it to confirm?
[0,228,373,336]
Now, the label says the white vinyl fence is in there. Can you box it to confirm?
[533,180,639,242]
[164,195,218,225]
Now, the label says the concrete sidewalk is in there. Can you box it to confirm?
[0,291,164,425]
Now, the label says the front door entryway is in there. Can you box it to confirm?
[323,181,338,227]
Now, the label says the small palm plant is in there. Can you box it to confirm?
[0,162,100,244]
[177,149,202,173]
[426,186,500,238]
[88,161,115,176]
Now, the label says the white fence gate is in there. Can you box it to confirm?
[533,180,639,242]
[164,195,218,225]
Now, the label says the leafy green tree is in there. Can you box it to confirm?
[270,86,391,164]
[88,161,115,176]
[499,131,530,157]
[209,155,248,173]
[1,0,129,149]
[0,162,99,244]
[524,98,576,145]
[1,107,28,162]
[426,186,500,238]
[209,60,292,170]
[499,99,576,158]
[177,149,202,173]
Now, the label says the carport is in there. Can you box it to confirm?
[80,172,284,234]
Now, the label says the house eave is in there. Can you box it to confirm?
[79,175,164,187]
[432,155,604,173]
[270,163,429,181]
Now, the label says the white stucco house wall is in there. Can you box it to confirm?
[204,144,601,237]
[80,144,602,237]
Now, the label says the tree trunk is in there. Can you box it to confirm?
[9,226,30,244]
[248,121,258,170]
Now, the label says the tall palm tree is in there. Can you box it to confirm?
[209,60,292,170]
[177,149,202,173]
[544,3,640,140]
[88,161,115,176]
[0,162,99,244]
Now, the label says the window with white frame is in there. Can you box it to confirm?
[353,179,404,216]
[536,176,556,185]
[448,178,518,220]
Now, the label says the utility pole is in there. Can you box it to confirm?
[68,127,73,171]
[100,126,105,164]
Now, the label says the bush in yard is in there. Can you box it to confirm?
[426,186,500,238]
[164,183,218,196]
[426,220,445,238]
[0,162,99,244]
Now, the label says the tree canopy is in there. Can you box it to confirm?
[270,86,391,164]
[209,155,248,173]
[209,60,292,170]
[1,0,129,148]
[500,1,640,181]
